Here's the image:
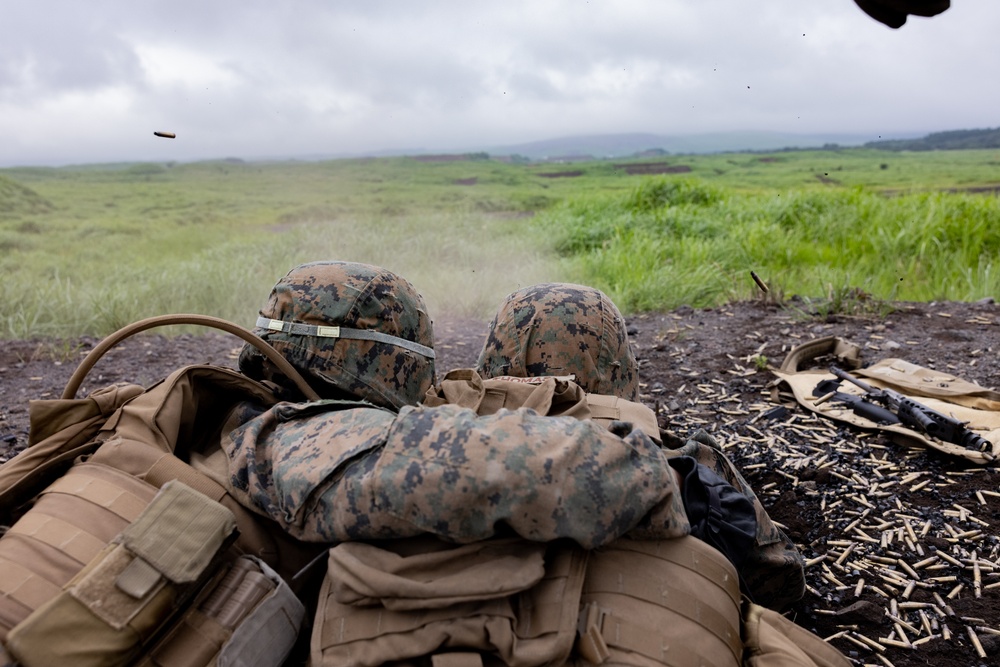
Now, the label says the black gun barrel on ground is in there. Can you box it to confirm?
[826,366,992,453]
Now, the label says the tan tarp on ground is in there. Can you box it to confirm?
[772,337,1000,464]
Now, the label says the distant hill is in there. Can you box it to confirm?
[12,127,997,170]
[310,131,910,163]
[481,131,887,160]
[864,127,1000,151]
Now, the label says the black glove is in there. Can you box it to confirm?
[853,0,950,28]
[669,456,757,570]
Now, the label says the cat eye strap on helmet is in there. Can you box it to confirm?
[256,316,436,359]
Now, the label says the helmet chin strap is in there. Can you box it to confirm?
[256,317,436,360]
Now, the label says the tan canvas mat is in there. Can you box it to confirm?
[772,336,1000,464]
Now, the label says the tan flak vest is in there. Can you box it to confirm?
[313,537,588,666]
[0,316,324,666]
[312,534,742,667]
[309,370,851,667]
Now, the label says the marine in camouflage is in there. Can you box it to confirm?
[224,270,799,609]
[238,261,435,410]
[223,265,687,549]
[222,400,688,548]
[472,281,805,611]
[476,283,639,401]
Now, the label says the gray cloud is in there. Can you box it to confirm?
[0,5,143,101]
[2,1,999,166]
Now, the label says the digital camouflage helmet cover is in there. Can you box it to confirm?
[476,282,639,401]
[239,261,436,410]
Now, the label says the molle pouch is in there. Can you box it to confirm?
[137,555,304,667]
[5,481,237,667]
[0,462,159,642]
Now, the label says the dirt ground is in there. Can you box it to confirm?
[1,299,999,667]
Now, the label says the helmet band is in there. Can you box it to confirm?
[256,316,436,359]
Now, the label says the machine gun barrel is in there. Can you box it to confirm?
[829,366,876,394]
[829,366,993,454]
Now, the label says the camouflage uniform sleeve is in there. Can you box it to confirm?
[223,401,690,547]
[665,430,806,611]
[368,404,690,549]
[221,400,399,541]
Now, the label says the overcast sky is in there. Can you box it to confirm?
[3,1,998,167]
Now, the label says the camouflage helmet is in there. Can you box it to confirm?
[239,261,436,410]
[476,283,639,401]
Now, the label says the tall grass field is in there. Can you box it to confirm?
[2,148,998,339]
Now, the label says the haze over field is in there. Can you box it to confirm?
[3,1,999,167]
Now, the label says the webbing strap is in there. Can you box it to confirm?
[431,653,484,667]
[5,514,106,565]
[0,557,64,611]
[575,602,611,664]
[480,388,506,415]
[256,317,436,359]
[586,394,661,443]
[321,595,572,649]
[42,471,150,524]
[515,600,575,639]
[608,540,741,607]
[585,394,621,421]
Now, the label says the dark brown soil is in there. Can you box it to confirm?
[630,299,1000,667]
[1,300,999,667]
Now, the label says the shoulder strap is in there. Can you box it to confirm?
[586,393,661,443]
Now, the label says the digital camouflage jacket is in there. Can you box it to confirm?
[221,399,690,550]
[221,394,804,611]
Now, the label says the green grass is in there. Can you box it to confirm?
[539,180,1000,313]
[2,148,999,339]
